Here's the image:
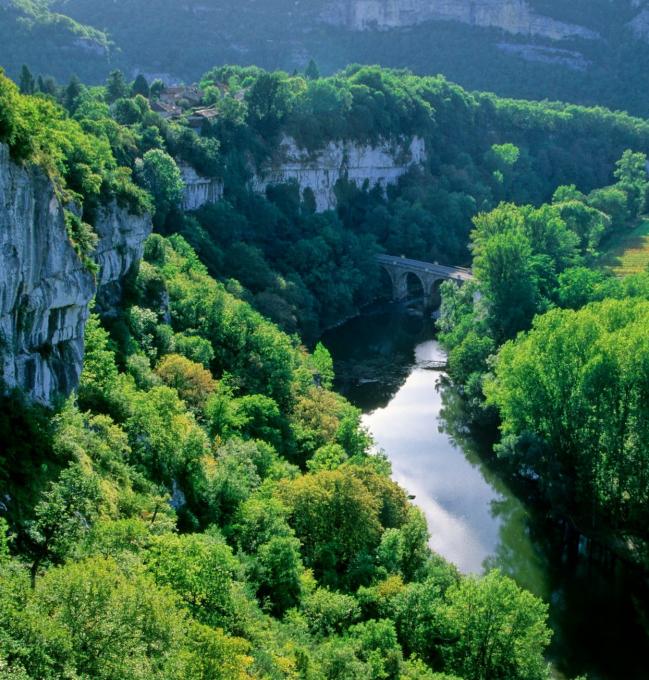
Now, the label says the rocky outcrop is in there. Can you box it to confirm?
[251,135,426,212]
[0,144,152,404]
[496,43,591,71]
[180,163,223,211]
[72,37,109,56]
[94,203,153,316]
[321,0,599,41]
[176,137,424,213]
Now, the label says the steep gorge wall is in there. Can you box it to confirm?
[321,0,599,40]
[181,136,426,213]
[180,163,223,211]
[0,144,151,404]
[252,135,426,212]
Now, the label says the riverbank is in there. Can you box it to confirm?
[322,303,649,680]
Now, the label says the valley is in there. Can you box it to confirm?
[0,25,649,678]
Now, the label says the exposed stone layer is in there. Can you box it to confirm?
[180,163,223,211]
[0,144,152,403]
[251,136,426,212]
[496,43,591,71]
[321,0,599,41]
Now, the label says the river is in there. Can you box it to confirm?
[321,304,648,680]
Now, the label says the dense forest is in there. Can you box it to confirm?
[12,60,649,338]
[438,149,649,567]
[0,71,572,680]
[2,52,649,677]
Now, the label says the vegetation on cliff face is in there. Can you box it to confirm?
[0,69,150,228]
[10,62,649,338]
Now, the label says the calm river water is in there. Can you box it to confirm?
[321,304,648,680]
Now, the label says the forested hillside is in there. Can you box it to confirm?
[0,0,111,82]
[0,73,568,680]
[4,0,649,116]
[1,14,649,673]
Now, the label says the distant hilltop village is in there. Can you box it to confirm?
[150,83,222,130]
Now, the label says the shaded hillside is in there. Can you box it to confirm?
[0,0,112,81]
[3,1,649,116]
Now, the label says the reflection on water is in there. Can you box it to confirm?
[438,382,550,597]
[324,305,540,576]
[364,341,519,574]
[322,304,649,680]
[322,303,433,411]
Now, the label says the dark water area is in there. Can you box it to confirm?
[321,304,649,680]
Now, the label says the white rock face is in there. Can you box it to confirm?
[322,0,599,41]
[251,136,426,212]
[180,163,223,211]
[0,144,152,404]
[72,37,109,56]
[94,202,154,316]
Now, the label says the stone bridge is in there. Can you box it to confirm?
[377,254,473,308]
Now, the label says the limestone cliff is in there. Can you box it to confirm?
[321,0,599,41]
[251,136,426,212]
[0,144,152,404]
[180,163,223,211]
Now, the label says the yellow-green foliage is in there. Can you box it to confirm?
[0,68,150,217]
[0,233,554,680]
[602,218,649,276]
[155,354,217,410]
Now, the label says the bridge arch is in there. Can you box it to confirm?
[377,265,396,301]
[404,271,425,301]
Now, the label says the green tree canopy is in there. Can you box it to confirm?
[486,298,649,534]
[136,149,184,227]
